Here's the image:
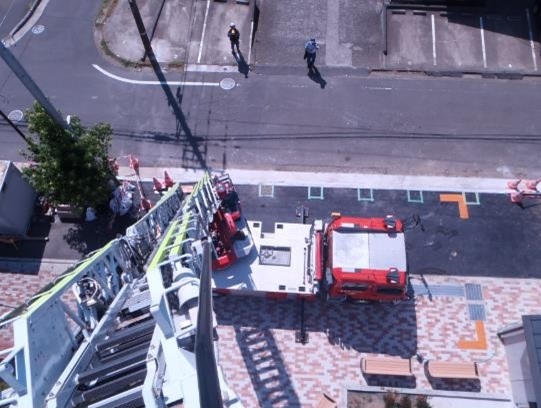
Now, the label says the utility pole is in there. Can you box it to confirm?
[0,41,69,130]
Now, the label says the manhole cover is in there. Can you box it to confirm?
[32,25,45,35]
[219,78,235,90]
[8,110,23,121]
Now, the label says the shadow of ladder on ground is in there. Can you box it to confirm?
[235,326,302,407]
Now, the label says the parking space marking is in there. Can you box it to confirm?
[440,193,469,219]
[480,16,487,68]
[357,188,374,202]
[258,184,274,198]
[407,190,424,203]
[197,0,211,63]
[526,8,538,71]
[431,14,437,66]
[308,186,324,200]
[463,192,480,205]
[92,64,220,87]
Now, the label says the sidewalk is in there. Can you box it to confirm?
[96,0,541,78]
[117,165,512,193]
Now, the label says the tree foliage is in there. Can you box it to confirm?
[22,102,116,209]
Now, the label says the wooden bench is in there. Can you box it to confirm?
[426,360,479,379]
[361,356,412,376]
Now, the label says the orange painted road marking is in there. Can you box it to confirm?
[457,321,487,350]
[440,194,469,219]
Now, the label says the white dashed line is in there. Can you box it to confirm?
[479,16,487,69]
[197,0,211,64]
[431,14,437,66]
[92,64,220,87]
[526,8,538,71]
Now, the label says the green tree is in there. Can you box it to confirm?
[22,102,116,209]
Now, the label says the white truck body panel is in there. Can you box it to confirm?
[212,221,316,295]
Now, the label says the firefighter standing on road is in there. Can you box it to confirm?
[304,38,319,71]
[228,23,240,54]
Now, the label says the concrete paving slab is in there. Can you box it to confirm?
[252,0,327,67]
[436,14,484,70]
[483,13,537,73]
[387,12,434,69]
[196,1,253,65]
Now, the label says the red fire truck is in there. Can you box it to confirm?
[210,175,408,302]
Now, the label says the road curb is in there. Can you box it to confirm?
[4,0,49,47]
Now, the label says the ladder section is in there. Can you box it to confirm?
[0,184,185,408]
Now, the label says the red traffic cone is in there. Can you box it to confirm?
[524,179,541,192]
[153,177,164,191]
[141,197,152,211]
[129,155,140,175]
[163,170,174,188]
[509,190,524,204]
[506,179,521,190]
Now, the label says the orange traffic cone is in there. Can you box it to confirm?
[507,179,521,190]
[129,155,140,175]
[153,177,164,191]
[163,170,174,188]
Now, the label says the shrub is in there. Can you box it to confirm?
[415,395,432,408]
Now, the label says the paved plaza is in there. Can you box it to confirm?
[215,274,541,407]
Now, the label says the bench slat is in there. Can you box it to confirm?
[361,357,412,376]
[427,361,479,379]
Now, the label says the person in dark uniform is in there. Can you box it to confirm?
[228,23,240,54]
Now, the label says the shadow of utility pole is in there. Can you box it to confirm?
[128,0,208,171]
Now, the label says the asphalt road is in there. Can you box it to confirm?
[0,0,540,178]
[235,184,541,280]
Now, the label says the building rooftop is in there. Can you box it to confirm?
[523,315,541,406]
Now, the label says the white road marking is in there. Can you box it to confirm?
[526,8,538,71]
[479,16,487,68]
[431,14,437,66]
[92,64,220,87]
[248,20,254,65]
[197,0,211,64]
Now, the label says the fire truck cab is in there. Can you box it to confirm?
[321,214,408,302]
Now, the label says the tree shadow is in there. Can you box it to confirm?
[63,213,136,255]
[308,66,327,89]
[234,51,250,78]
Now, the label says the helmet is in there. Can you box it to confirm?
[230,23,236,27]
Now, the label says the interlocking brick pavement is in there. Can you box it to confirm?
[215,274,541,407]
[1,262,539,406]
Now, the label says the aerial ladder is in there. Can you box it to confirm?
[0,173,242,408]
